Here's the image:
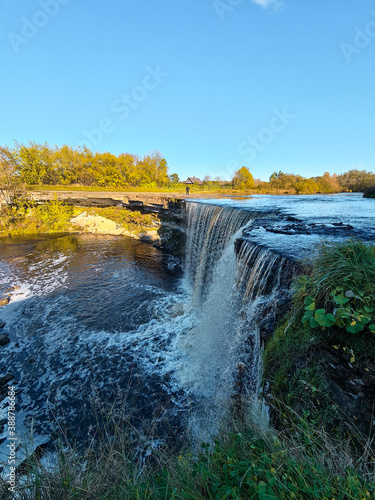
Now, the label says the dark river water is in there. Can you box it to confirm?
[0,234,190,462]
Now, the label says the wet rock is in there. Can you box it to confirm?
[0,334,10,346]
[0,296,10,307]
[139,231,160,246]
[157,225,186,257]
[304,349,374,438]
[0,374,14,401]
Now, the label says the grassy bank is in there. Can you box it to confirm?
[27,184,231,194]
[26,184,353,196]
[2,404,374,499]
[0,201,157,237]
[264,240,375,452]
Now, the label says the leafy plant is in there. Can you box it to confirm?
[302,288,375,334]
[295,240,375,339]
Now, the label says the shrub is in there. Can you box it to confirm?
[35,200,74,231]
[363,186,375,198]
[294,240,375,355]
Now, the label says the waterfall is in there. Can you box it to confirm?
[184,202,256,305]
[179,201,297,433]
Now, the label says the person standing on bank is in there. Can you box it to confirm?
[186,186,190,195]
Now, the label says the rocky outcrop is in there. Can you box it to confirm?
[29,190,184,216]
[157,225,186,257]
[71,212,130,236]
[70,212,163,246]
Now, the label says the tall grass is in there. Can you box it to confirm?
[294,240,375,303]
[2,399,374,499]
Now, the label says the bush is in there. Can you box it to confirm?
[294,240,375,357]
[363,186,375,198]
[35,200,74,231]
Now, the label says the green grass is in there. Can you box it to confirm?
[264,239,375,451]
[2,405,374,499]
[294,240,375,303]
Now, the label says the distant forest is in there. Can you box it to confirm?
[1,142,375,194]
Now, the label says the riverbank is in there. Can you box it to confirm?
[3,406,373,499]
[0,202,162,242]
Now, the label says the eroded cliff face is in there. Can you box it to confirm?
[26,190,187,255]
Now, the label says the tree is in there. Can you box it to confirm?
[337,169,375,192]
[169,173,180,184]
[233,166,255,190]
[0,146,25,206]
[139,151,169,186]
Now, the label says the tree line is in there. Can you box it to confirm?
[0,142,374,195]
[232,166,375,194]
[0,142,170,188]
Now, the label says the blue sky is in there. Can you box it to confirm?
[1,0,374,181]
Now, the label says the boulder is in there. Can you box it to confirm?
[0,334,10,346]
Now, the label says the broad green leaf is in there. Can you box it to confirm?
[304,296,315,307]
[302,311,313,324]
[333,294,350,305]
[315,308,327,316]
[315,312,336,327]
[306,301,316,311]
[335,318,345,328]
[309,317,319,328]
[346,323,365,334]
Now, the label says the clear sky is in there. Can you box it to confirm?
[1,0,374,182]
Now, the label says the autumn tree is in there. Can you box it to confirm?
[3,142,171,189]
[232,166,255,190]
[139,150,169,186]
[337,169,375,192]
[169,173,180,184]
[0,146,25,206]
[15,141,54,185]
[315,172,341,193]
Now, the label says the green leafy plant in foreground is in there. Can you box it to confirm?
[296,240,375,340]
[302,288,375,334]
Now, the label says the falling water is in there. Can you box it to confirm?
[180,202,297,435]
